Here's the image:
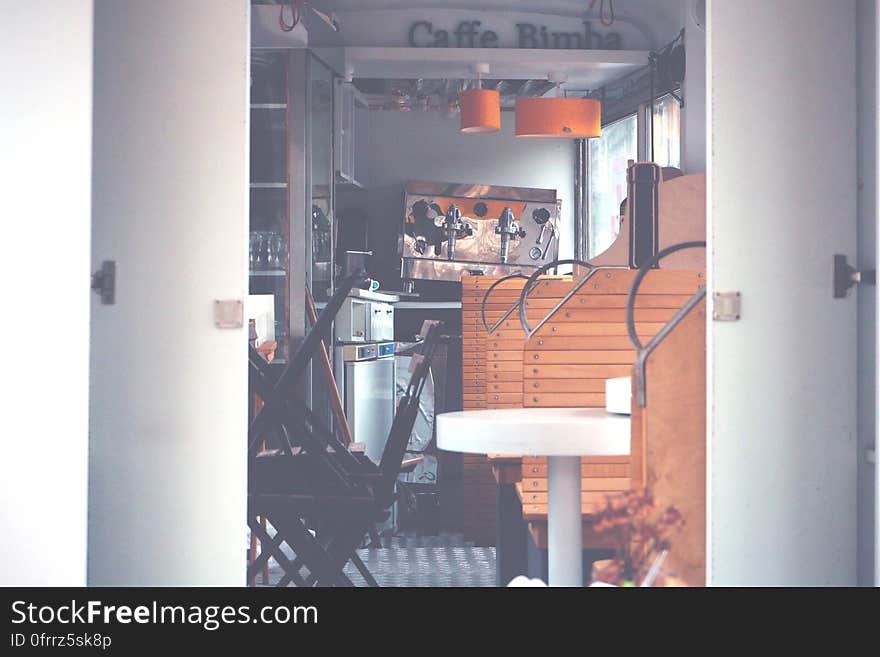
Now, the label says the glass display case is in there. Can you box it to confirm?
[248,49,337,361]
[250,50,291,360]
[308,57,335,304]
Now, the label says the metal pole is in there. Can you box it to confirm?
[547,455,582,586]
[573,138,589,261]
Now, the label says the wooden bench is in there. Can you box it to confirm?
[464,168,707,582]
[517,268,704,546]
[515,279,706,585]
[461,270,703,564]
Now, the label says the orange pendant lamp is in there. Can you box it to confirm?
[460,63,500,134]
[515,72,601,139]
[460,88,501,133]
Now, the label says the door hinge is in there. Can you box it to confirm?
[834,254,875,298]
[91,260,116,305]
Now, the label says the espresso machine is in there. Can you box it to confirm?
[400,181,561,283]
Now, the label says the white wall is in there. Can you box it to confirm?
[345,109,575,278]
[875,0,880,589]
[0,0,93,586]
[875,0,880,587]
[708,0,859,585]
[88,0,250,585]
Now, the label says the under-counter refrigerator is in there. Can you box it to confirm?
[333,342,396,465]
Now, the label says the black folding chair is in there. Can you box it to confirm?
[307,320,444,583]
[247,272,370,587]
[248,320,444,586]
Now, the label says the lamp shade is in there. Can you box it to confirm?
[515,97,602,139]
[460,89,501,134]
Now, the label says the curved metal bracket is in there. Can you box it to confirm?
[625,240,707,407]
[517,259,629,340]
[632,287,705,408]
[479,273,529,335]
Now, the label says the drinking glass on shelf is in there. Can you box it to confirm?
[257,231,270,270]
[269,233,284,270]
[265,233,278,270]
[249,232,260,270]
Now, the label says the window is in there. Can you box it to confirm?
[587,93,682,259]
[588,114,637,258]
[652,94,681,169]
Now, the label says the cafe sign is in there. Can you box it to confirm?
[407,19,623,50]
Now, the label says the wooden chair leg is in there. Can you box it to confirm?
[248,531,257,587]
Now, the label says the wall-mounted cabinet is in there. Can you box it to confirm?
[335,79,369,188]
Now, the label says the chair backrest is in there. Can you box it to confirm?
[248,272,368,455]
[374,320,443,507]
[248,346,367,489]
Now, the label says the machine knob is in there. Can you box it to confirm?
[532,208,551,225]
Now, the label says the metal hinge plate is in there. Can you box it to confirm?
[712,291,741,321]
[214,299,244,329]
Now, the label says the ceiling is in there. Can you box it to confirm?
[253,1,676,112]
[353,77,556,112]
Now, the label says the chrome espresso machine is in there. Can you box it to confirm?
[400,181,562,283]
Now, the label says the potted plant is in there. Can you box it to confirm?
[590,488,686,587]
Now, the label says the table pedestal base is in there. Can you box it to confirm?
[548,455,583,587]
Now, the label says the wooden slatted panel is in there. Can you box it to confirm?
[523,270,704,410]
[461,274,492,545]
[519,454,631,521]
[633,298,707,585]
[460,274,571,545]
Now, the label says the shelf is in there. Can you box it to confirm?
[250,103,288,110]
[345,47,649,89]
[250,182,287,189]
[250,269,287,277]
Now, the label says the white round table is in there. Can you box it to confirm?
[437,407,630,587]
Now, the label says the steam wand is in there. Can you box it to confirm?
[494,207,526,264]
[443,203,473,261]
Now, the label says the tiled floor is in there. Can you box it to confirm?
[258,533,497,587]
